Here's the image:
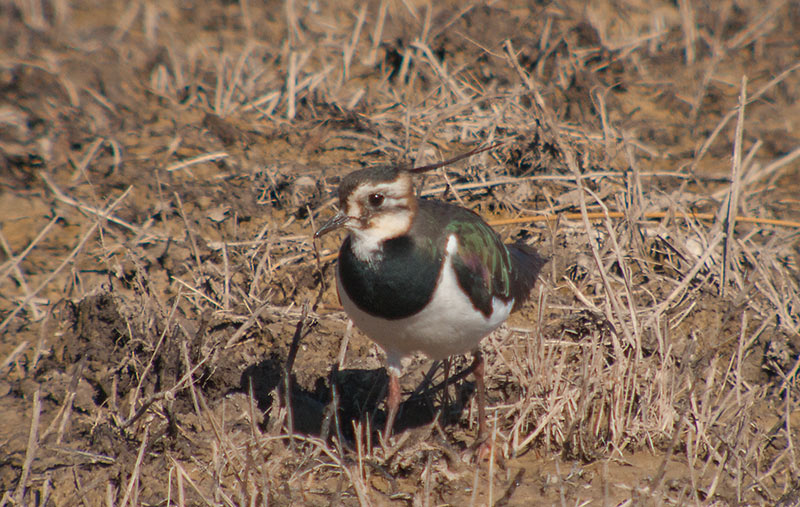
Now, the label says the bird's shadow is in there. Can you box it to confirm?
[237,356,475,446]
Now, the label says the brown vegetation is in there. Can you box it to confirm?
[2,0,800,505]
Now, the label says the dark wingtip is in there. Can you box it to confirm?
[507,242,548,311]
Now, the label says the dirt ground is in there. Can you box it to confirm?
[2,0,800,505]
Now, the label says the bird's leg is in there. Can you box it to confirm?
[383,370,401,443]
[442,358,452,424]
[471,350,488,443]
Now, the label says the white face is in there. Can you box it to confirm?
[343,173,415,261]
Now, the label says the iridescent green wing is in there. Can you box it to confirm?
[446,219,513,318]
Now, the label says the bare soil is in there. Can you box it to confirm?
[2,0,800,505]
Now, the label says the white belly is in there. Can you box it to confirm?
[336,235,513,373]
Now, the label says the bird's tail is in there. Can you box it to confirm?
[507,242,547,311]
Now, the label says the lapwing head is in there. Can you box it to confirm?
[314,143,503,258]
[314,166,416,249]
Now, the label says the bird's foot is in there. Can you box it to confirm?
[467,434,505,466]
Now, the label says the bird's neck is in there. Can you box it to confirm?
[349,207,416,263]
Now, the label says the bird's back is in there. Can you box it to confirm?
[414,199,546,316]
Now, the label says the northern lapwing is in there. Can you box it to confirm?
[315,144,546,446]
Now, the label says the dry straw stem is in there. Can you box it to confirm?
[0,215,60,287]
[0,340,30,372]
[41,173,144,236]
[13,389,41,504]
[0,228,45,320]
[720,75,748,296]
[119,426,149,507]
[165,151,229,173]
[490,210,800,229]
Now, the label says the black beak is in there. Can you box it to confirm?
[314,210,350,238]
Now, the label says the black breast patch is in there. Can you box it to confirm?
[338,236,442,320]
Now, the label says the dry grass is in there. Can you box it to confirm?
[2,0,800,505]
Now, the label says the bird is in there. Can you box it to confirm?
[314,144,546,446]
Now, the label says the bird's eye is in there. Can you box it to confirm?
[368,193,384,207]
